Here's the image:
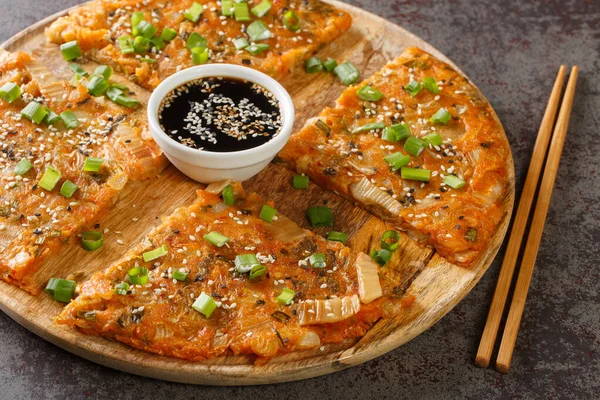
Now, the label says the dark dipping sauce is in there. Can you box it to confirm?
[158,77,282,152]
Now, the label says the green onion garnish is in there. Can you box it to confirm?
[118,36,135,54]
[135,20,157,38]
[106,86,123,102]
[292,175,309,189]
[276,288,295,305]
[222,184,235,206]
[0,82,21,103]
[327,231,348,244]
[247,20,273,41]
[133,36,151,54]
[94,65,112,80]
[14,158,32,176]
[403,136,426,157]
[465,228,477,242]
[193,293,217,318]
[249,264,266,279]
[370,248,392,266]
[172,269,188,281]
[60,41,82,61]
[39,165,61,191]
[381,230,400,252]
[131,12,145,34]
[233,37,249,50]
[43,109,60,125]
[114,281,130,295]
[352,121,386,133]
[203,231,229,247]
[430,108,452,125]
[309,253,326,269]
[259,204,277,222]
[184,2,204,22]
[142,244,168,262]
[323,58,338,72]
[404,80,423,97]
[251,0,272,17]
[114,95,140,109]
[128,266,149,285]
[234,2,251,21]
[60,110,79,129]
[282,10,300,31]
[87,75,109,96]
[423,77,440,94]
[45,278,75,303]
[83,157,104,173]
[422,133,443,146]
[444,175,466,189]
[307,206,333,227]
[245,43,270,55]
[156,28,174,43]
[186,32,207,50]
[150,36,166,51]
[59,180,78,198]
[384,152,410,171]
[401,167,431,182]
[235,253,260,273]
[382,123,411,143]
[191,47,209,65]
[357,85,383,102]
[81,231,103,251]
[305,57,323,73]
[221,0,234,16]
[69,63,88,77]
[20,101,47,124]
[334,62,360,85]
[44,278,59,294]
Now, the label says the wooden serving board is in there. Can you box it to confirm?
[0,1,514,385]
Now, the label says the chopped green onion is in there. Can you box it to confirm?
[60,41,82,61]
[292,175,309,189]
[14,158,32,176]
[305,57,323,73]
[382,123,411,142]
[83,157,104,173]
[94,65,112,80]
[245,43,270,55]
[20,101,47,124]
[184,2,204,22]
[327,231,348,244]
[186,32,207,50]
[60,110,79,129]
[423,77,440,94]
[309,253,326,269]
[259,204,277,222]
[43,109,60,125]
[81,231,103,251]
[59,180,78,198]
[247,20,273,41]
[142,244,168,262]
[334,62,360,85]
[370,248,392,266]
[352,121,385,133]
[235,254,260,273]
[381,230,400,252]
[422,133,443,146]
[161,27,177,42]
[222,184,235,206]
[203,231,229,247]
[276,288,295,305]
[357,85,383,102]
[307,206,333,227]
[444,174,466,189]
[404,136,426,157]
[115,95,140,109]
[110,83,130,91]
[131,12,145,34]
[172,269,188,281]
[69,63,88,77]
[128,266,149,285]
[44,278,60,294]
[193,293,217,318]
[234,2,251,21]
[87,75,109,96]
[404,80,423,97]
[251,0,271,17]
[133,35,151,53]
[150,36,166,51]
[384,152,410,171]
[465,228,477,242]
[46,278,75,302]
[106,86,123,102]
[221,0,234,16]
[400,167,431,182]
[118,36,135,54]
[249,264,266,279]
[39,165,61,191]
[135,20,157,38]
[430,108,452,125]
[323,58,337,73]
[114,281,130,295]
[0,82,21,103]
[191,47,209,65]
[233,37,249,50]
[282,10,300,31]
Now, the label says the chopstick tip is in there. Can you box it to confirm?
[474,355,491,368]
[495,362,510,374]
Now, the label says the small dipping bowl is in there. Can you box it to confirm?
[147,64,294,183]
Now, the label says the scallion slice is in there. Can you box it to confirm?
[193,293,217,318]
[191,47,209,65]
[94,65,112,80]
[235,254,260,273]
[46,278,75,303]
[234,2,251,21]
[276,288,295,305]
[81,231,103,251]
[184,2,204,22]
[259,204,277,222]
[251,0,272,17]
[115,95,140,109]
[203,231,229,247]
[128,266,149,285]
[357,85,383,102]
[370,248,392,266]
[44,278,60,294]
[114,281,130,295]
[222,184,235,206]
[14,158,32,176]
[430,108,452,125]
[135,20,157,38]
[133,36,150,53]
[292,175,309,189]
[334,62,360,85]
[69,63,88,77]
[142,244,168,262]
[444,174,466,189]
[87,75,109,96]
[247,20,273,41]
[403,136,426,157]
[233,37,249,50]
[305,57,323,73]
[249,264,266,279]
[131,12,145,34]
[307,206,333,227]
[0,82,21,103]
[118,36,135,54]
[245,43,270,55]
[43,109,60,125]
[382,123,411,142]
[172,269,188,281]
[384,152,410,171]
[20,101,47,124]
[161,27,177,42]
[106,86,123,102]
[60,41,82,61]
[221,0,234,16]
[83,157,104,173]
[381,230,400,252]
[422,132,443,146]
[150,36,166,51]
[400,167,431,182]
[59,180,78,198]
[352,121,385,133]
[423,77,440,94]
[309,253,326,269]
[323,58,338,73]
[282,10,300,31]
[60,110,79,129]
[327,231,348,244]
[404,80,423,97]
[39,165,61,191]
[186,32,207,50]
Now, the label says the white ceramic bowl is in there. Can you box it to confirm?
[147,64,294,183]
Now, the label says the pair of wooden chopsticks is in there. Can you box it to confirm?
[475,65,579,373]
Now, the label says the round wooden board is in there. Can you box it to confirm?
[0,1,514,385]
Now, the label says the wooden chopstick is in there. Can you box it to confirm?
[495,66,579,373]
[475,65,567,368]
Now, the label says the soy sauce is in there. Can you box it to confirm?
[158,77,282,152]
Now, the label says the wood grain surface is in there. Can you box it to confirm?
[0,1,514,385]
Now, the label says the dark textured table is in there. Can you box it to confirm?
[1,1,598,398]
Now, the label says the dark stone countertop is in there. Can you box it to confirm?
[0,1,598,399]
